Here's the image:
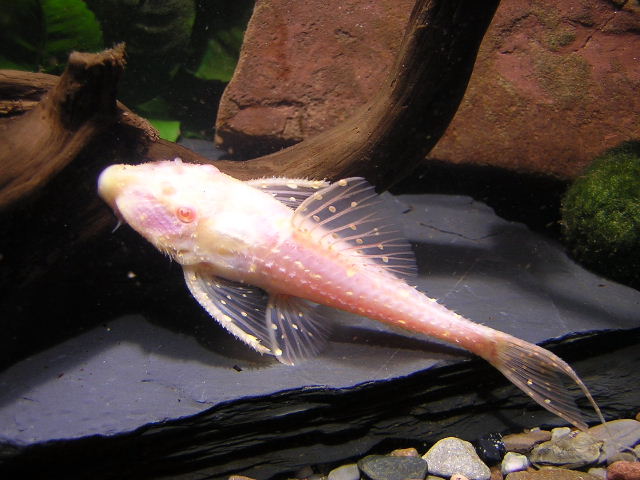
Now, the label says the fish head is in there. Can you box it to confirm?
[98,159,222,263]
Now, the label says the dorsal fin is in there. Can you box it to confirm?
[247,178,330,209]
[292,177,417,278]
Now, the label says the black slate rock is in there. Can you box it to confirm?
[358,454,428,480]
[476,433,506,465]
[1,194,639,479]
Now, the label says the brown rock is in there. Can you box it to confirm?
[390,447,420,457]
[491,465,505,480]
[503,430,553,454]
[216,0,640,178]
[506,467,600,480]
[607,461,640,480]
[451,475,470,480]
[430,0,640,178]
[215,0,414,158]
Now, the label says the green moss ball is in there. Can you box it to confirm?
[561,141,640,288]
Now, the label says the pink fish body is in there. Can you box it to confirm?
[98,159,602,429]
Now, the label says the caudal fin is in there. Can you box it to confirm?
[489,333,604,431]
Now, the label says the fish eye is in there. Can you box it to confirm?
[176,206,196,223]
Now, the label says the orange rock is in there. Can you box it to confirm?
[607,461,640,480]
[390,447,420,457]
[216,0,640,179]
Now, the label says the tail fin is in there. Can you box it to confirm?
[488,333,605,431]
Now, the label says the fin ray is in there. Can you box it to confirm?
[266,294,331,366]
[292,178,417,278]
[183,267,272,354]
[491,334,605,430]
[247,178,330,209]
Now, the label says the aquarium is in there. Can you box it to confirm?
[0,1,639,479]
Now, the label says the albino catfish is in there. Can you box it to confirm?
[98,159,604,430]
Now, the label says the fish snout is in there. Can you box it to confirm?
[97,164,137,208]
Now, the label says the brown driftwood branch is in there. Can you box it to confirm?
[0,44,161,210]
[0,0,499,367]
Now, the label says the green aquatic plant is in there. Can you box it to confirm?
[0,0,103,73]
[0,0,253,141]
[562,141,640,288]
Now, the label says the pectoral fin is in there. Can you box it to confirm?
[183,267,272,354]
[183,267,331,364]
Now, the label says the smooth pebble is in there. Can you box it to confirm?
[358,454,428,480]
[423,437,491,480]
[328,463,360,480]
[501,452,530,475]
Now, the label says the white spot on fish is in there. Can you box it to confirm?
[328,205,336,213]
[337,179,348,186]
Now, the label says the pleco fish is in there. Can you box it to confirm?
[98,159,604,430]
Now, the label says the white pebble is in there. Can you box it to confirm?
[501,452,529,475]
[327,463,359,480]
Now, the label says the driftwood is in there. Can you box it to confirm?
[0,0,499,367]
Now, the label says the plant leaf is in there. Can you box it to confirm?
[0,0,103,72]
[41,0,104,72]
[194,26,245,82]
[148,119,181,142]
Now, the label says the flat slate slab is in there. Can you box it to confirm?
[1,193,639,479]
